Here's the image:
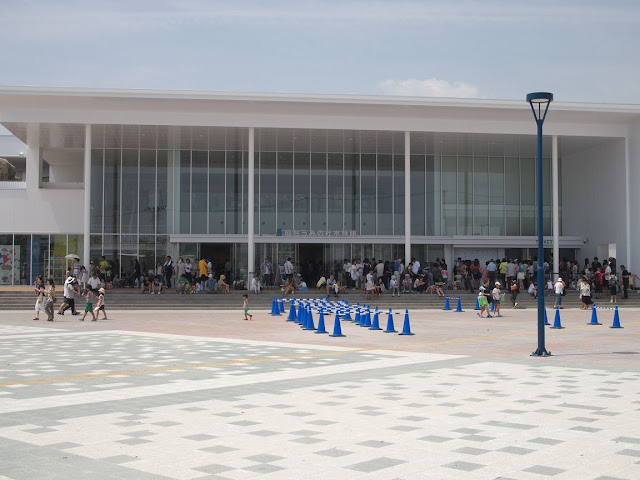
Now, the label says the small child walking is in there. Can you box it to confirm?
[93,287,108,320]
[242,294,253,321]
[82,290,96,321]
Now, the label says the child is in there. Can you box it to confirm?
[93,287,107,320]
[477,286,492,318]
[390,275,400,297]
[492,282,502,317]
[242,294,253,321]
[82,290,96,321]
[251,275,261,294]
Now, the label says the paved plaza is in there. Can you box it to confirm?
[0,303,639,480]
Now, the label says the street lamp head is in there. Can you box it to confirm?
[526,92,553,123]
[526,92,553,105]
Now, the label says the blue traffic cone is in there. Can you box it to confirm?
[354,309,361,325]
[474,297,481,310]
[588,305,602,325]
[384,308,397,333]
[279,298,285,314]
[399,309,415,335]
[298,306,306,326]
[454,297,464,313]
[270,298,279,316]
[329,311,346,337]
[362,310,372,328]
[287,301,296,322]
[610,306,623,328]
[490,302,495,312]
[544,308,550,326]
[443,297,451,311]
[370,309,382,330]
[550,307,565,329]
[342,308,352,321]
[304,309,316,330]
[315,311,328,334]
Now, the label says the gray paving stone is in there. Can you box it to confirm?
[616,449,640,457]
[614,436,640,444]
[242,463,285,474]
[243,454,285,463]
[454,447,491,455]
[498,446,536,455]
[523,465,566,476]
[443,460,485,471]
[527,437,564,446]
[184,434,217,441]
[199,445,239,454]
[345,456,406,473]
[194,464,236,474]
[314,448,354,458]
[418,435,454,443]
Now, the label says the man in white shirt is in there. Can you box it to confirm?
[554,277,565,309]
[284,257,294,280]
[411,258,420,279]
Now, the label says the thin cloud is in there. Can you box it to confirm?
[379,78,481,99]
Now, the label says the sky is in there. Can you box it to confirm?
[0,0,639,104]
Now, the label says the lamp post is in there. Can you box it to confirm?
[527,92,553,357]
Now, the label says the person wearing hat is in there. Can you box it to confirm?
[217,274,230,294]
[58,277,80,316]
[492,281,503,317]
[204,274,217,294]
[93,287,107,320]
[477,285,492,318]
[87,271,102,295]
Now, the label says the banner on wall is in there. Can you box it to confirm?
[0,245,20,285]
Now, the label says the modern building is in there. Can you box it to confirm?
[0,86,639,286]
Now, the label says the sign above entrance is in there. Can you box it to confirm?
[277,229,357,237]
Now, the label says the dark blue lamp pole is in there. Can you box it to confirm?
[527,92,553,357]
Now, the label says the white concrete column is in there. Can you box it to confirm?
[83,125,92,268]
[404,131,411,264]
[625,134,631,270]
[552,135,559,280]
[25,123,40,190]
[247,127,255,288]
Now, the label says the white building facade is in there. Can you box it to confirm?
[0,86,639,285]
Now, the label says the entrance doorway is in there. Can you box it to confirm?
[200,243,232,280]
[298,244,324,286]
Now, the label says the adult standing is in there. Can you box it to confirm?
[198,257,207,284]
[131,259,142,288]
[261,257,273,288]
[509,279,519,309]
[578,276,593,310]
[620,265,631,300]
[554,277,565,309]
[486,259,497,285]
[44,278,56,321]
[176,258,186,281]
[33,276,45,321]
[99,256,109,282]
[283,257,294,280]
[163,256,174,288]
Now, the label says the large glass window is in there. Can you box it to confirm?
[457,156,473,236]
[377,154,392,235]
[294,152,310,231]
[344,154,359,232]
[156,150,168,235]
[103,150,120,234]
[226,151,242,234]
[393,155,404,236]
[410,155,425,235]
[474,157,489,235]
[209,151,225,234]
[327,153,343,232]
[139,150,156,234]
[441,156,457,235]
[277,152,293,231]
[489,157,504,236]
[179,150,191,233]
[90,150,103,234]
[360,153,376,235]
[310,153,327,232]
[121,149,138,234]
[191,151,208,234]
[259,152,276,235]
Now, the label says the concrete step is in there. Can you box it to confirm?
[1,288,638,311]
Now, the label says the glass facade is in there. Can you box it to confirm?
[85,126,559,278]
[0,233,84,286]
